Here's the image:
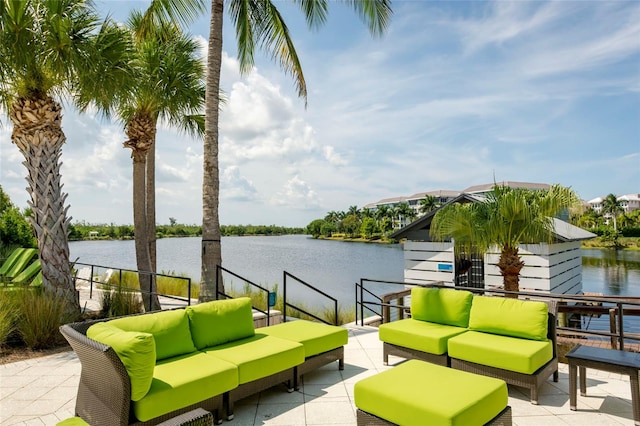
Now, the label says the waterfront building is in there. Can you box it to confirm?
[587,193,640,214]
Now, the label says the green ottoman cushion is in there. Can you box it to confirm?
[448,330,553,375]
[56,418,89,426]
[132,351,238,422]
[379,318,468,355]
[259,320,348,357]
[354,360,508,426]
[203,334,304,384]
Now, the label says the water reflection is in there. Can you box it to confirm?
[581,249,640,296]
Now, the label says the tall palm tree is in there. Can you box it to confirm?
[430,185,579,296]
[200,0,393,301]
[419,195,438,214]
[602,193,622,231]
[119,12,205,311]
[0,0,130,316]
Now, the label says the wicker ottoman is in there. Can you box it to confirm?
[354,360,511,426]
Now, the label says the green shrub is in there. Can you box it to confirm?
[14,289,71,349]
[101,284,144,318]
[0,291,18,347]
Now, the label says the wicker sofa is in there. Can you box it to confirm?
[379,287,558,405]
[60,297,347,425]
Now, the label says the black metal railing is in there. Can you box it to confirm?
[215,265,274,325]
[355,279,640,351]
[284,271,339,325]
[72,261,194,311]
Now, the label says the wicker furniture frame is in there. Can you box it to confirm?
[383,342,449,367]
[566,344,640,424]
[450,305,559,405]
[356,406,512,426]
[61,320,226,426]
[294,346,344,389]
[156,408,214,426]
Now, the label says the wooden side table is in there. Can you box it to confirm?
[566,344,640,425]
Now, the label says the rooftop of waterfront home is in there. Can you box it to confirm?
[1,323,637,426]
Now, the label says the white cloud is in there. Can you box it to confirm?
[271,175,321,209]
[221,166,258,201]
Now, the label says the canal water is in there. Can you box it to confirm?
[69,235,639,305]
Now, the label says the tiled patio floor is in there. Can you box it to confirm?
[1,325,637,425]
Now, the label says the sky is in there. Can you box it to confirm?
[1,1,639,228]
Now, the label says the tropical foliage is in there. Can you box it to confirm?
[0,185,36,254]
[430,184,579,295]
[0,0,130,316]
[307,202,415,239]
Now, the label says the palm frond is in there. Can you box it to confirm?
[341,0,393,37]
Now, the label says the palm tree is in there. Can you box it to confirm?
[348,205,361,218]
[119,12,205,311]
[602,194,623,231]
[419,195,438,214]
[430,184,579,296]
[0,0,130,316]
[394,202,413,228]
[200,0,393,301]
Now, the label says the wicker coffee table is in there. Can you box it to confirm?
[566,344,640,425]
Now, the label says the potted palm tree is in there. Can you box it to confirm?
[430,184,579,296]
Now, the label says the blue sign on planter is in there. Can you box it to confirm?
[438,263,453,272]
[268,292,277,307]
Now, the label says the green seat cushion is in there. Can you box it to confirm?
[109,309,196,361]
[186,297,255,350]
[354,359,507,426]
[87,322,155,401]
[132,351,238,422]
[469,296,549,341]
[56,417,89,426]
[448,330,553,374]
[259,320,348,357]
[379,318,467,355]
[411,287,473,327]
[202,334,304,384]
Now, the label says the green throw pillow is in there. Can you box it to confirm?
[87,322,155,401]
[186,297,255,349]
[469,296,549,341]
[109,309,196,361]
[411,287,473,328]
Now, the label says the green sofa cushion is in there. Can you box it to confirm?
[109,309,196,361]
[186,297,255,350]
[203,334,304,384]
[448,330,554,374]
[258,320,348,357]
[379,318,467,355]
[411,287,473,327]
[354,359,507,426]
[87,322,155,401]
[469,296,549,341]
[132,351,238,422]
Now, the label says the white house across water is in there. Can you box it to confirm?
[390,194,596,295]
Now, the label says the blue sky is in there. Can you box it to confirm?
[1,0,639,227]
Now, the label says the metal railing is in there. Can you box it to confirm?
[215,265,274,325]
[73,262,194,310]
[283,271,339,325]
[355,279,640,351]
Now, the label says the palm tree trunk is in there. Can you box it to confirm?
[9,95,79,317]
[146,143,157,297]
[201,0,225,302]
[497,245,524,298]
[125,112,160,311]
[132,152,159,311]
